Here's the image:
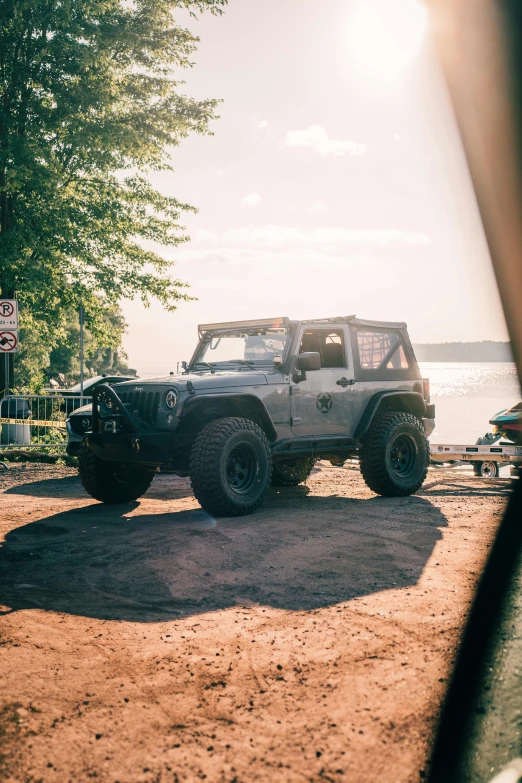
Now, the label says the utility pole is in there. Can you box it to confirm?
[79,306,85,403]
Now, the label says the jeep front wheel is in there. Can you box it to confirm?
[78,441,155,503]
[189,417,272,516]
[271,457,315,487]
[359,412,429,497]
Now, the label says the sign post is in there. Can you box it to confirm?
[0,300,19,394]
[79,306,85,404]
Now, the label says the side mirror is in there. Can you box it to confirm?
[181,360,188,371]
[298,352,321,372]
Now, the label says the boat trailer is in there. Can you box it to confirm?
[430,442,522,478]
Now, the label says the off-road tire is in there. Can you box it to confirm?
[271,457,316,487]
[189,417,272,516]
[359,412,429,497]
[78,441,155,503]
[473,460,500,478]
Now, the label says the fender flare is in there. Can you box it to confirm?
[354,391,427,439]
[179,393,278,441]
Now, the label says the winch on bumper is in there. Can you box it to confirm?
[84,384,181,467]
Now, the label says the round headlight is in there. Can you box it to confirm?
[165,389,178,409]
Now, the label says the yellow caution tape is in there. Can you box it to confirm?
[0,418,66,428]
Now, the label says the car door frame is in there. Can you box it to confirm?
[289,323,355,436]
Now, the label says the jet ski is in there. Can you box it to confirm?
[489,402,522,446]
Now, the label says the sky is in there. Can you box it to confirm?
[121,0,509,377]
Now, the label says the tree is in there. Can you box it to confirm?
[15,306,137,391]
[0,0,226,394]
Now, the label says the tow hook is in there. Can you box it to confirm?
[132,438,140,454]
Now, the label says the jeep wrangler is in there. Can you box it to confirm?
[78,316,435,516]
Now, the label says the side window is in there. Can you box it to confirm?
[386,344,409,369]
[299,329,346,368]
[356,330,409,371]
[322,331,345,368]
[357,331,399,369]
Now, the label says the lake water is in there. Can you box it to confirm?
[420,362,520,445]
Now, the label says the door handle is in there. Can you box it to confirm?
[336,377,355,387]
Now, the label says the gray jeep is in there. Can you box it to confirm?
[78,316,435,515]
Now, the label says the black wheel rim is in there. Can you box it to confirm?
[389,434,418,477]
[226,442,258,493]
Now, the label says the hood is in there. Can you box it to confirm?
[69,403,93,416]
[115,370,269,392]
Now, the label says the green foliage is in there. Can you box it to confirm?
[0,450,77,465]
[15,305,137,388]
[31,428,67,445]
[0,0,226,331]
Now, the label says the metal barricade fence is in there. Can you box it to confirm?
[0,394,91,451]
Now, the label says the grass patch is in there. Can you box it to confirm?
[0,450,77,467]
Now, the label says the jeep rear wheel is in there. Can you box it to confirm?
[271,457,316,487]
[78,441,155,503]
[189,417,272,516]
[359,412,429,497]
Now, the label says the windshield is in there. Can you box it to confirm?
[193,328,290,368]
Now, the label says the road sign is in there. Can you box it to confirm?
[0,331,18,353]
[0,300,18,329]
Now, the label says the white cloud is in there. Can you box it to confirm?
[285,125,366,156]
[194,225,429,247]
[311,201,327,212]
[257,120,268,128]
[176,245,375,272]
[241,192,262,207]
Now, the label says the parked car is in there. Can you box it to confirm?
[60,375,136,416]
[77,315,435,515]
[66,402,95,455]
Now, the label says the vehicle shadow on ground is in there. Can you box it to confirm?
[418,479,512,498]
[0,490,448,622]
[4,473,193,501]
[4,475,85,499]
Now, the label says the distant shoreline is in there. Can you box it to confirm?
[413,341,512,363]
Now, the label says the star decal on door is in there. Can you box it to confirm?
[316,393,333,413]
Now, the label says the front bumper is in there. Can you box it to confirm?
[86,431,178,466]
[67,439,81,456]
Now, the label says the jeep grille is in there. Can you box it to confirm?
[118,390,160,425]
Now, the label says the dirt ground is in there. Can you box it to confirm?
[0,461,511,783]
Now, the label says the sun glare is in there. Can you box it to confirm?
[347,0,428,86]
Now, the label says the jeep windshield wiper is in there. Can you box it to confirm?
[192,362,216,372]
[222,360,254,367]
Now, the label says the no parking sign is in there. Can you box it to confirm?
[0,331,18,353]
[0,300,18,329]
[0,300,19,356]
